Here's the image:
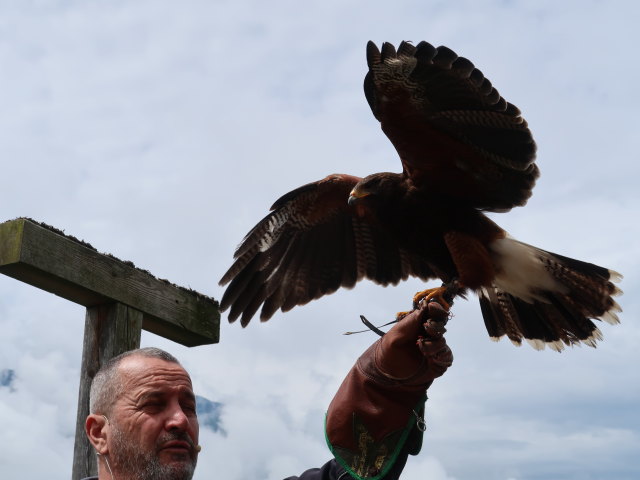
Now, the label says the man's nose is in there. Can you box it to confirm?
[165,405,190,431]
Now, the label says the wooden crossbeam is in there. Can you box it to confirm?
[0,218,219,346]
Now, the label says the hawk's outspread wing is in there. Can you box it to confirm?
[219,41,622,351]
[364,40,538,211]
[219,174,435,326]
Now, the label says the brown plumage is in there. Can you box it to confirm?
[219,40,622,350]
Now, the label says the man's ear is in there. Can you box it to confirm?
[86,414,109,455]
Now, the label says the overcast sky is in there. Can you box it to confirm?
[0,1,638,479]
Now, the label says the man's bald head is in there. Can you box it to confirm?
[89,347,181,416]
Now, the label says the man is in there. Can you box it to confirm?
[83,301,453,480]
[85,348,199,480]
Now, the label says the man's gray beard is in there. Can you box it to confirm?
[109,423,197,480]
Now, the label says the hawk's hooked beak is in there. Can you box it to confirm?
[348,189,369,206]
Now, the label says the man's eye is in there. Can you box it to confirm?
[183,404,197,415]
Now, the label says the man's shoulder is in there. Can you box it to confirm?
[80,477,98,480]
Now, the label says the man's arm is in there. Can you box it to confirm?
[290,301,453,480]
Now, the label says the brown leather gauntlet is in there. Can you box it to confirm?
[325,302,453,480]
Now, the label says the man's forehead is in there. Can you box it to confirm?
[118,355,193,391]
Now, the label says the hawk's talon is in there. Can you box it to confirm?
[395,310,413,321]
[412,287,451,311]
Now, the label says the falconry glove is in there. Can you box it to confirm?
[325,301,453,480]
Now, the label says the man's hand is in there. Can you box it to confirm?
[377,300,454,382]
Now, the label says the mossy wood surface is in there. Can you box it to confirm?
[0,218,219,346]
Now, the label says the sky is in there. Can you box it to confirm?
[0,0,639,479]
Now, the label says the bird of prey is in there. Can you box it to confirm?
[219,40,622,351]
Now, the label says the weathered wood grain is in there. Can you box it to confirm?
[71,303,143,480]
[0,218,219,346]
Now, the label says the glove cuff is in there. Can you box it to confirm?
[325,341,432,480]
[325,395,427,480]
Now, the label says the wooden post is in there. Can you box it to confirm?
[0,218,220,480]
[72,304,143,479]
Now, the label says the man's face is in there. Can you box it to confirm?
[105,356,200,480]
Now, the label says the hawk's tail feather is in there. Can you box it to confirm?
[479,240,622,351]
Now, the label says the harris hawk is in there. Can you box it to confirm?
[219,40,622,351]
